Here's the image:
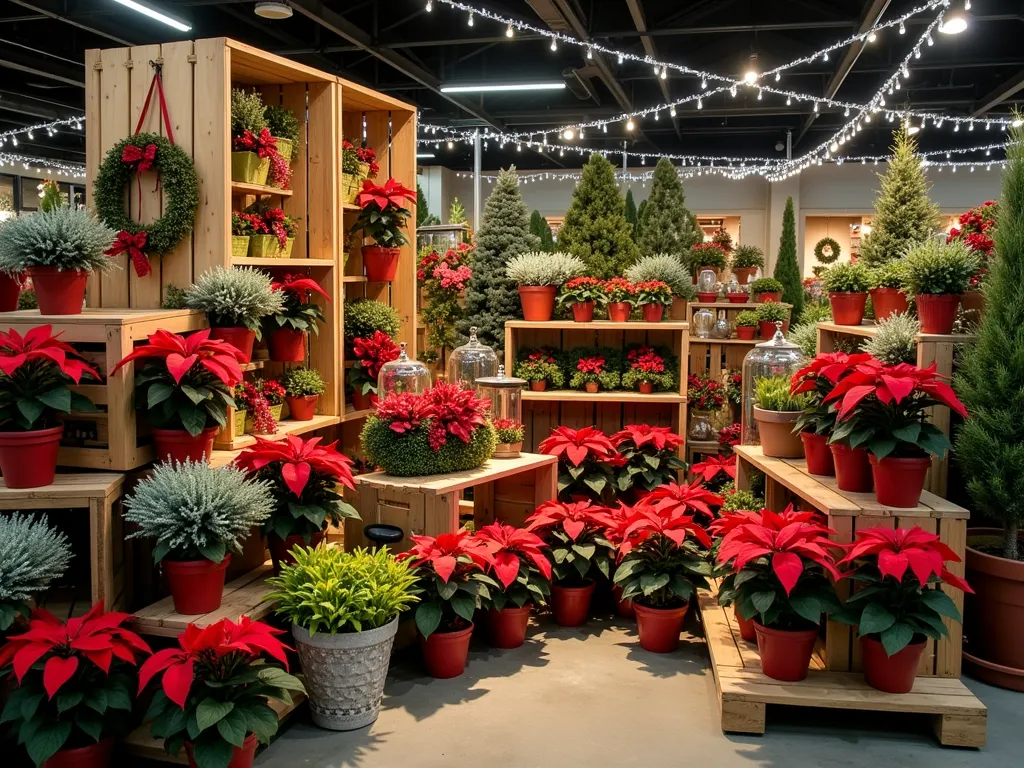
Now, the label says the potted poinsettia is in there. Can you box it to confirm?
[112,329,245,462]
[539,425,619,503]
[0,326,99,488]
[526,501,615,626]
[834,526,972,693]
[347,330,400,411]
[475,522,552,648]
[234,435,361,572]
[138,617,304,768]
[602,277,636,322]
[689,456,736,492]
[281,367,325,421]
[557,276,607,322]
[183,267,283,362]
[0,603,151,768]
[265,273,330,362]
[514,347,565,392]
[621,345,676,394]
[823,262,871,326]
[354,178,417,282]
[610,424,685,499]
[635,280,673,322]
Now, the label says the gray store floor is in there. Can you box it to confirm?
[256,617,1022,768]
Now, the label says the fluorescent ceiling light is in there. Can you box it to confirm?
[111,0,191,32]
[440,83,566,93]
[416,153,436,159]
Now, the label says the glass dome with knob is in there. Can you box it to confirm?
[446,326,498,392]
[474,365,526,459]
[377,342,432,397]
[740,321,805,446]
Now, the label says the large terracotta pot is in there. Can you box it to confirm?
[363,245,401,282]
[800,431,835,476]
[152,426,218,464]
[0,424,63,489]
[164,554,231,615]
[0,272,22,312]
[642,303,665,322]
[754,621,818,681]
[755,291,782,303]
[634,602,689,654]
[267,328,307,362]
[518,285,557,321]
[287,394,319,420]
[607,301,632,322]
[209,327,256,362]
[551,580,596,627]
[486,605,531,649]
[186,733,257,768]
[734,266,757,285]
[869,454,930,508]
[829,442,873,492]
[829,292,868,326]
[529,380,547,392]
[42,738,114,768]
[571,301,594,322]
[861,636,925,694]
[915,293,962,334]
[27,267,87,315]
[420,623,474,678]
[753,407,802,458]
[870,287,909,321]
[269,531,325,573]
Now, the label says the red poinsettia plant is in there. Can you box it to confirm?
[526,500,615,586]
[790,351,873,437]
[424,381,490,450]
[355,178,417,249]
[539,425,620,502]
[690,454,737,486]
[475,522,552,611]
[266,273,330,338]
[718,422,742,451]
[637,479,723,522]
[687,373,725,412]
[691,242,728,269]
[611,424,686,495]
[948,201,997,287]
[0,602,151,765]
[347,330,400,399]
[138,617,304,768]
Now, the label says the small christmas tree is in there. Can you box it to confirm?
[530,210,554,252]
[625,189,638,239]
[638,157,701,258]
[774,196,804,322]
[558,153,639,277]
[636,199,649,240]
[449,197,466,225]
[458,167,539,352]
[860,128,940,265]
[416,183,439,227]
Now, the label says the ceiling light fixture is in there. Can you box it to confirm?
[939,4,970,35]
[506,24,513,37]
[744,53,759,84]
[562,128,574,140]
[416,153,435,159]
[254,2,292,19]
[111,0,190,31]
[626,118,635,131]
[439,82,566,93]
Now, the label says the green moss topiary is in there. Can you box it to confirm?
[361,417,496,476]
[344,298,400,341]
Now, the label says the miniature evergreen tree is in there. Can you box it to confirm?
[417,183,440,227]
[625,189,638,239]
[530,210,554,252]
[558,153,639,277]
[954,122,1024,560]
[774,196,804,322]
[449,197,467,225]
[637,157,701,258]
[859,128,940,265]
[636,199,649,239]
[458,167,539,352]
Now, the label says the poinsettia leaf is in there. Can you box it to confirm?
[26,720,72,765]
[195,699,234,733]
[450,593,477,622]
[75,710,103,742]
[921,588,960,619]
[788,596,822,625]
[751,591,775,614]
[55,690,83,714]
[669,574,694,600]
[16,397,44,426]
[192,737,234,768]
[572,556,590,578]
[880,622,915,657]
[892,422,922,444]
[437,579,458,600]
[37,387,72,414]
[858,602,896,636]
[867,436,899,460]
[571,543,596,560]
[595,556,610,578]
[179,404,208,436]
[640,572,670,596]
[583,475,606,494]
[243,705,279,743]
[216,708,248,748]
[909,611,949,637]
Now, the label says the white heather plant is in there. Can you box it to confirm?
[184,266,284,335]
[505,251,586,286]
[0,513,73,629]
[862,311,920,365]
[626,254,696,300]
[0,207,116,273]
[124,460,274,564]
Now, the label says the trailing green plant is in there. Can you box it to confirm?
[869,260,909,290]
[514,347,565,387]
[732,244,765,270]
[343,297,400,342]
[230,88,267,138]
[281,367,325,397]
[0,513,72,630]
[625,253,694,299]
[184,266,282,337]
[774,196,804,321]
[901,238,980,296]
[0,208,115,274]
[862,312,920,364]
[734,310,758,327]
[754,375,807,412]
[822,262,871,293]
[265,104,301,152]
[504,251,586,286]
[755,301,790,323]
[637,157,702,256]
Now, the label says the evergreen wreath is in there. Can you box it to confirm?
[814,236,841,264]
[93,132,199,277]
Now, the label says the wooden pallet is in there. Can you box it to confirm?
[698,583,987,747]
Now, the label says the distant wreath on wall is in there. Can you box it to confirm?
[814,236,841,264]
[93,133,199,277]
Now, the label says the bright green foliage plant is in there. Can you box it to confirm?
[822,262,871,293]
[774,196,804,321]
[530,210,554,251]
[735,310,758,327]
[162,284,188,310]
[0,513,72,630]
[504,251,585,286]
[756,301,791,323]
[901,239,980,295]
[869,260,909,289]
[732,244,765,270]
[361,419,496,477]
[281,367,325,397]
[720,488,764,513]
[626,253,695,299]
[185,267,283,338]
[638,158,702,257]
[862,312,920,364]
[750,276,784,296]
[343,298,400,342]
[754,375,807,411]
[0,207,115,274]
[230,88,267,137]
[265,104,301,152]
[514,347,565,388]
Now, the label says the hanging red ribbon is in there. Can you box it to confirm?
[121,143,157,216]
[105,230,151,278]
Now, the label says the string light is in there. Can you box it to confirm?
[467,11,473,26]
[505,24,513,37]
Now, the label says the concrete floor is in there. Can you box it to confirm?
[256,616,1023,768]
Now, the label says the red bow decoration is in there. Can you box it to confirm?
[105,230,151,278]
[357,178,417,211]
[122,143,157,173]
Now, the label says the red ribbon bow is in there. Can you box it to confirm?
[122,143,157,173]
[105,230,151,278]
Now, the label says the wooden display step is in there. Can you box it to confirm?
[816,320,977,344]
[689,338,758,345]
[230,181,293,198]
[522,389,685,404]
[697,583,987,747]
[506,319,689,331]
[231,256,334,267]
[214,414,341,450]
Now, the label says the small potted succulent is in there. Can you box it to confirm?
[492,418,525,458]
[353,178,417,282]
[902,239,980,334]
[506,251,586,322]
[0,325,99,488]
[602,277,637,322]
[267,545,417,729]
[625,254,695,320]
[621,344,676,395]
[347,330,400,411]
[281,366,325,421]
[752,375,807,458]
[635,279,673,322]
[822,262,871,326]
[868,260,910,321]
[230,88,272,185]
[734,310,758,340]
[514,347,565,392]
[265,273,330,362]
[231,212,253,258]
[124,459,274,614]
[184,266,283,362]
[611,423,686,498]
[557,276,607,322]
[755,302,791,339]
[0,513,71,631]
[750,276,784,303]
[538,425,618,503]
[689,242,728,280]
[569,348,620,394]
[730,244,764,285]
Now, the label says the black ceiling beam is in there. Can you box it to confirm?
[624,0,680,141]
[7,0,134,46]
[0,93,82,121]
[971,69,1024,116]
[0,47,85,88]
[595,20,857,38]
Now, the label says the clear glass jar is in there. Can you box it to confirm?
[446,327,498,392]
[377,342,432,397]
[740,323,805,444]
[688,411,717,441]
[693,308,715,339]
[712,311,730,339]
[697,269,718,295]
[475,365,526,458]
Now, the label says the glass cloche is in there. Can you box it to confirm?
[377,342,431,397]
[740,322,805,445]
[446,327,498,392]
[475,365,526,458]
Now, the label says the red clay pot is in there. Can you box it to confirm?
[518,285,557,321]
[267,328,307,362]
[0,273,22,312]
[530,379,547,392]
[801,431,835,476]
[754,621,818,681]
[27,267,87,315]
[642,303,665,322]
[164,554,231,615]
[755,291,782,303]
[735,606,756,642]
[152,426,219,464]
[269,531,324,573]
[209,327,256,362]
[734,266,757,285]
[487,605,531,649]
[861,635,925,694]
[42,737,114,768]
[696,292,718,303]
[753,407,803,458]
[607,301,631,322]
[348,388,374,413]
[736,325,756,340]
[829,292,868,326]
[638,381,654,395]
[915,293,962,335]
[870,287,910,322]
[287,394,319,421]
[634,602,689,653]
[612,585,635,619]
[829,442,873,493]
[186,733,257,768]
[960,290,985,318]
[757,320,790,339]
[584,381,600,394]
[869,454,931,508]
[571,301,595,322]
[726,293,749,304]
[362,245,400,282]
[0,424,63,489]
[420,623,474,678]
[551,580,596,627]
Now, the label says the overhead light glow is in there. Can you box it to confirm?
[744,53,759,84]
[939,6,969,35]
[111,0,191,31]
[416,153,435,159]
[440,82,566,93]
[506,24,514,37]
[626,119,635,131]
[562,129,574,140]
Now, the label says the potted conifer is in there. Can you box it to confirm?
[184,267,283,362]
[506,251,586,321]
[868,261,910,321]
[354,178,417,282]
[902,239,979,334]
[823,262,871,325]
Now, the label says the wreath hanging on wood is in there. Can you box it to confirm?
[93,133,199,277]
[814,236,841,264]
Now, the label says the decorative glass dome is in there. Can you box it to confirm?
[475,364,526,459]
[377,342,431,397]
[740,322,805,445]
[446,327,498,392]
[693,308,714,339]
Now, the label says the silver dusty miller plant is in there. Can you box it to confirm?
[0,513,73,629]
[863,311,920,365]
[184,266,283,333]
[0,207,116,273]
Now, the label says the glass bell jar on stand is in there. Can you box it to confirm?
[740,322,805,445]
[377,342,432,397]
[697,269,717,296]
[693,308,714,339]
[474,365,526,458]
[446,326,498,392]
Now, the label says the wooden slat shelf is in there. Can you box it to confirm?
[356,453,557,495]
[215,414,341,450]
[691,301,756,308]
[341,407,374,421]
[522,390,685,404]
[506,320,689,331]
[817,321,977,344]
[690,338,758,345]
[232,257,335,267]
[341,202,360,211]
[239,360,266,372]
[230,181,293,197]
[342,275,368,283]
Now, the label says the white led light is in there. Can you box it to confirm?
[506,24,513,37]
[626,119,635,131]
[468,12,473,26]
[550,38,556,51]
[867,31,876,42]
[111,0,190,31]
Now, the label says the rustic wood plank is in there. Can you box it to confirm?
[98,45,131,308]
[192,38,229,278]
[355,453,557,495]
[937,518,967,678]
[128,44,164,309]
[827,515,854,672]
[85,48,103,308]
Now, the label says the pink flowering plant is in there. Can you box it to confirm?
[621,344,677,391]
[417,243,473,364]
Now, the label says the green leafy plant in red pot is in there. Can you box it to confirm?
[689,242,727,281]
[539,424,619,503]
[749,277,784,304]
[526,500,615,627]
[730,244,764,285]
[0,602,151,768]
[347,330,400,412]
[265,274,329,362]
[0,325,99,488]
[184,267,282,363]
[281,367,325,421]
[833,526,972,693]
[621,345,677,396]
[825,357,968,508]
[901,239,980,334]
[822,262,871,326]
[398,529,497,678]
[635,280,673,322]
[611,424,686,499]
[557,276,607,323]
[734,310,758,340]
[868,261,910,321]
[124,460,274,615]
[507,251,586,321]
[354,178,416,282]
[235,435,361,573]
[755,301,791,339]
[602,277,637,322]
[475,522,552,648]
[513,347,565,392]
[138,617,304,768]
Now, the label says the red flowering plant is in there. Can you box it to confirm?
[233,380,278,435]
[347,330,400,400]
[0,325,99,432]
[635,280,674,308]
[690,454,737,489]
[832,526,973,657]
[0,603,151,765]
[725,370,743,405]
[621,344,677,392]
[568,346,621,390]
[790,351,873,438]
[526,501,615,586]
[111,329,244,436]
[557,276,608,309]
[266,273,330,339]
[602,277,637,305]
[947,200,997,284]
[256,377,285,406]
[492,417,525,445]
[539,425,620,502]
[138,617,304,768]
[687,373,725,411]
[354,178,417,249]
[475,523,552,611]
[611,424,685,495]
[689,242,728,274]
[718,422,742,452]
[355,145,379,179]
[232,126,277,159]
[514,346,566,388]
[636,479,723,523]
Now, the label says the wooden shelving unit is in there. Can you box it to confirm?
[686,302,760,378]
[523,390,686,404]
[231,257,335,268]
[230,181,293,198]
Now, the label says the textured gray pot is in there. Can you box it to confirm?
[292,617,398,730]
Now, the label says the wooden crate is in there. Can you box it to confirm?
[733,445,970,678]
[687,301,759,378]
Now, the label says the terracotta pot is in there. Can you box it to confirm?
[42,737,114,768]
[634,602,689,654]
[494,441,523,459]
[348,388,375,413]
[571,301,595,322]
[186,733,257,768]
[869,454,931,508]
[669,297,688,320]
[584,381,600,394]
[152,426,219,464]
[518,285,557,321]
[801,431,835,476]
[915,293,962,334]
[870,287,910,321]
[638,381,654,395]
[164,554,231,615]
[607,301,632,322]
[529,379,547,392]
[0,424,63,489]
[209,326,256,362]
[735,606,756,642]
[861,635,925,694]
[736,325,756,340]
[755,291,783,303]
[287,394,319,421]
[551,580,596,627]
[267,328,307,362]
[487,605,531,649]
[420,623,474,678]
[696,292,718,303]
[0,273,21,312]
[960,290,985,318]
[362,245,401,282]
[829,442,873,492]
[754,621,818,681]
[829,292,868,326]
[26,267,87,315]
[642,303,665,322]
[757,320,790,339]
[612,585,635,619]
[269,531,325,573]
[726,293,749,304]
[753,407,802,458]
[734,266,757,285]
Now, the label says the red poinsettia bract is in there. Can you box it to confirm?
[618,507,711,558]
[825,359,968,421]
[526,500,614,542]
[0,325,100,383]
[352,331,401,380]
[271,274,331,303]
[397,529,490,583]
[375,391,436,434]
[539,425,617,467]
[423,381,490,448]
[611,424,682,452]
[475,522,552,588]
[790,351,874,396]
[357,178,417,212]
[110,329,245,387]
[637,479,723,521]
[234,434,356,498]
[690,454,737,483]
[839,525,973,594]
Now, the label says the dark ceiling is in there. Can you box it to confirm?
[1,0,1022,172]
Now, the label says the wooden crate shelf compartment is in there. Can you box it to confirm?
[231,257,335,267]
[506,320,689,331]
[522,390,685,404]
[690,338,758,345]
[690,301,759,309]
[214,414,341,450]
[230,181,293,198]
